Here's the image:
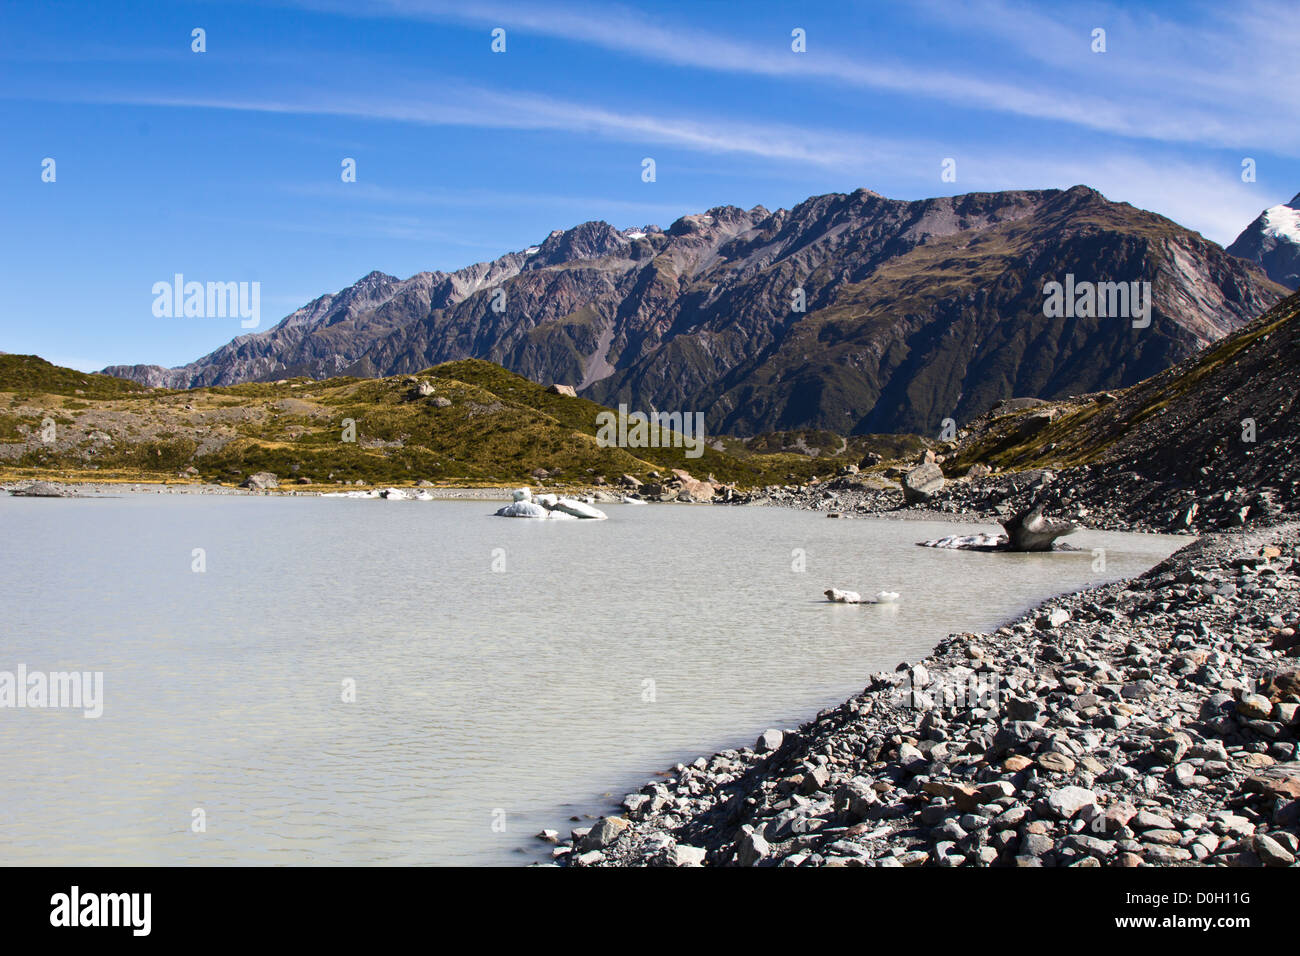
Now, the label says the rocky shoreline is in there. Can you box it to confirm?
[549,522,1300,868]
[719,464,1247,536]
[0,479,538,501]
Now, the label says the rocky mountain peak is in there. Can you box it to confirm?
[529,220,629,265]
[667,212,716,236]
[1228,190,1300,290]
[703,204,750,225]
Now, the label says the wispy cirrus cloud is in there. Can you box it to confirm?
[909,0,1300,139]
[64,79,1265,242]
[294,0,1300,154]
[280,181,694,221]
[71,82,924,170]
[13,5,1280,245]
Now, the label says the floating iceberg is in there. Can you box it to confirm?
[824,588,900,604]
[919,507,1080,552]
[550,497,607,520]
[495,499,551,518]
[494,487,606,519]
[919,533,1007,551]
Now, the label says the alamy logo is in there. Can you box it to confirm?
[892,666,998,711]
[0,665,103,718]
[50,886,150,936]
[595,404,706,459]
[152,274,260,328]
[1042,274,1151,328]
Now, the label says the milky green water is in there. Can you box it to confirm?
[0,494,1181,865]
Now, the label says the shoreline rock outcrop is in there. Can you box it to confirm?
[239,471,279,491]
[902,462,944,504]
[9,481,75,498]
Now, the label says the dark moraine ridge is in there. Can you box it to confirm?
[721,289,1300,536]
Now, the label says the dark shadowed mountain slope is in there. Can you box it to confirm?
[104,186,1284,435]
[946,289,1300,531]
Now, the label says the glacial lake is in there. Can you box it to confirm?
[0,493,1182,865]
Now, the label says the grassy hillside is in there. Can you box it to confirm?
[0,355,152,399]
[0,355,906,489]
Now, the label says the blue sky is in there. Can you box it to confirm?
[2,0,1298,371]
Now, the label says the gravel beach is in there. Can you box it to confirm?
[552,522,1300,868]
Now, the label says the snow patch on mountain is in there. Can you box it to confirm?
[1263,203,1300,243]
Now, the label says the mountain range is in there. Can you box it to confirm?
[104,186,1286,436]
